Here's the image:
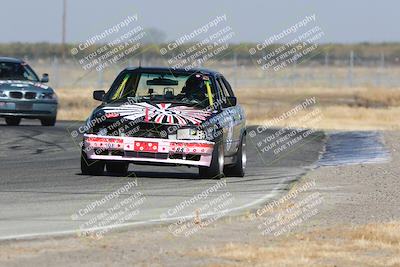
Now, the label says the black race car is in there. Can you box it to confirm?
[81,67,246,178]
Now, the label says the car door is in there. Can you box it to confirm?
[216,75,243,156]
[221,75,246,151]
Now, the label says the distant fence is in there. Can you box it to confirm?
[29,55,400,90]
[2,43,400,65]
[2,43,400,89]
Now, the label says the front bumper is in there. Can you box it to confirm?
[83,134,215,167]
[0,100,57,118]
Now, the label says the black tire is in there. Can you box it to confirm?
[40,117,56,126]
[5,117,21,126]
[224,136,246,177]
[199,141,224,179]
[81,150,105,175]
[106,161,129,176]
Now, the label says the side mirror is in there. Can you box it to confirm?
[222,96,237,108]
[93,90,106,101]
[41,73,49,83]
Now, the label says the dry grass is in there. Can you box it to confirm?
[236,86,400,108]
[235,86,400,130]
[247,105,400,131]
[55,86,400,130]
[193,222,400,267]
[56,87,98,121]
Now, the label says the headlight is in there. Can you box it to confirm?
[177,128,206,140]
[39,92,57,100]
[0,91,7,98]
[98,128,108,136]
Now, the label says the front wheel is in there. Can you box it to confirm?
[5,117,21,126]
[81,150,105,175]
[224,136,246,177]
[199,141,224,179]
[40,117,56,126]
[106,161,129,176]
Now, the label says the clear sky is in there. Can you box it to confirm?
[0,0,398,43]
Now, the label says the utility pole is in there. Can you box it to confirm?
[348,50,354,87]
[62,0,67,61]
[233,51,237,89]
[324,52,329,67]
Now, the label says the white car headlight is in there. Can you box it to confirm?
[98,128,108,136]
[0,91,7,98]
[177,128,206,140]
[39,92,57,100]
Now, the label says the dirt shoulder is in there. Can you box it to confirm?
[0,131,399,267]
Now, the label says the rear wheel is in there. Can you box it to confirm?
[40,117,56,126]
[224,136,246,177]
[106,161,129,176]
[81,150,105,175]
[5,117,21,126]
[199,141,224,179]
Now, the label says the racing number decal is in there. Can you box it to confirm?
[175,147,185,153]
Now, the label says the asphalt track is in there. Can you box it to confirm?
[0,121,325,240]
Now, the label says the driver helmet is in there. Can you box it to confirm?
[183,74,206,100]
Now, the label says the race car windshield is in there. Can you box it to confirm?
[0,62,39,81]
[106,72,216,108]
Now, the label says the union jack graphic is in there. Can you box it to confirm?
[102,103,211,125]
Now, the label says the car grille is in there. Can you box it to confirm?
[9,92,23,99]
[131,122,171,138]
[94,149,124,156]
[93,120,175,138]
[169,154,201,161]
[25,92,37,99]
[125,151,169,159]
[9,91,37,100]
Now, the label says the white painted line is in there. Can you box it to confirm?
[0,185,283,241]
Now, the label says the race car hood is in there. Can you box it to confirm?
[94,102,214,126]
[0,80,52,92]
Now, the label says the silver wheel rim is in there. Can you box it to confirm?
[242,138,247,172]
[218,143,224,174]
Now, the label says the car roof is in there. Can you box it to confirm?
[124,66,221,76]
[0,57,23,63]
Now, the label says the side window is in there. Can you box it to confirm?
[221,76,234,97]
[106,73,139,101]
[216,77,229,98]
